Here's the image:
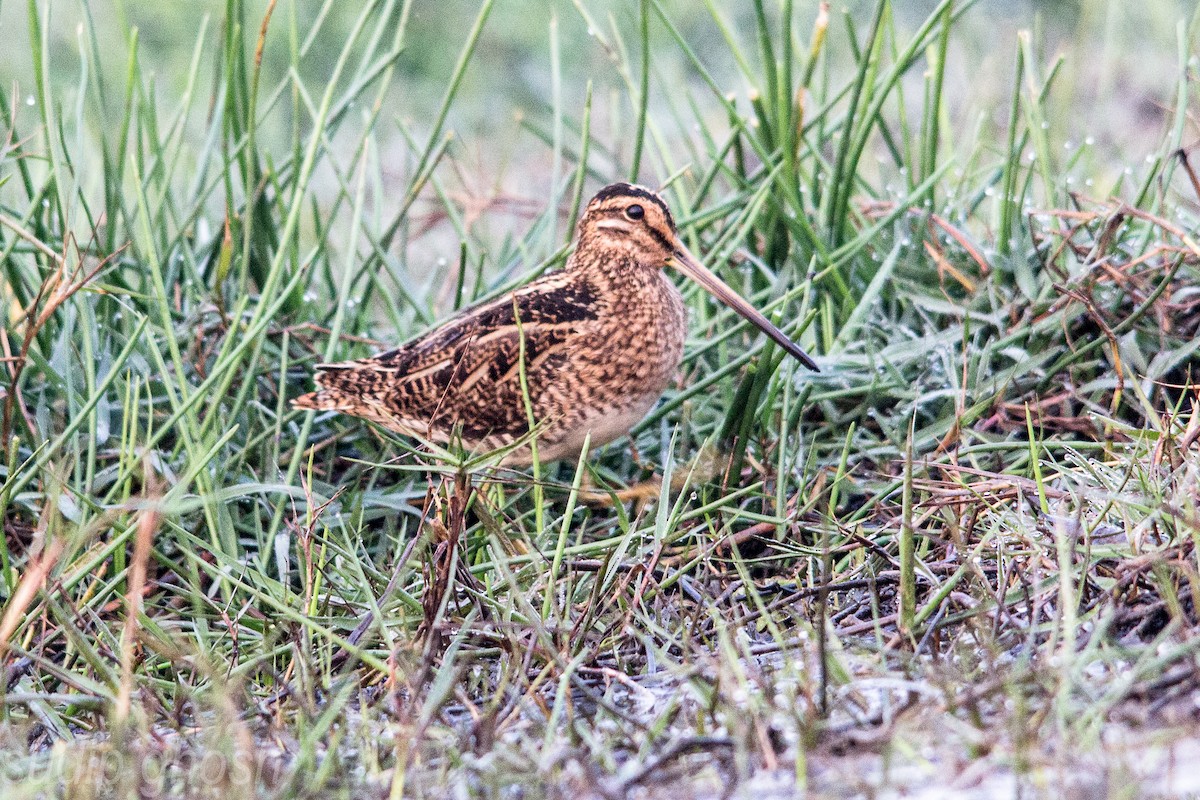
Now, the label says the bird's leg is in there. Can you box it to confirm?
[627,434,648,472]
[578,473,663,508]
[574,433,661,506]
[579,444,729,508]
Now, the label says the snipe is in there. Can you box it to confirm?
[293,183,818,465]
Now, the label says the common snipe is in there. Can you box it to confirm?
[293,183,818,465]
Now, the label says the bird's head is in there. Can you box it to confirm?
[576,182,679,267]
[574,182,819,371]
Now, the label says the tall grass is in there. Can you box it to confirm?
[1,0,1199,797]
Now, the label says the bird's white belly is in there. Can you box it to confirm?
[582,396,660,449]
[526,394,660,464]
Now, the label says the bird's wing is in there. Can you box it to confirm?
[301,274,600,439]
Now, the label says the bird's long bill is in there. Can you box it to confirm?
[669,245,819,372]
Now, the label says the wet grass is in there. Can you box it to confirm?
[1,0,1200,797]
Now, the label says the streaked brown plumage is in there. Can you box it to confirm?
[293,183,818,465]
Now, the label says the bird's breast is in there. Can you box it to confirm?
[517,269,686,460]
[579,269,687,401]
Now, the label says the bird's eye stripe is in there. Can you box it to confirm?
[645,225,674,252]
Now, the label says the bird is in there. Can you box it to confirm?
[293,182,819,466]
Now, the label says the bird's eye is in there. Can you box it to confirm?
[625,204,644,220]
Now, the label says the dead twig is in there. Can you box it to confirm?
[0,215,119,446]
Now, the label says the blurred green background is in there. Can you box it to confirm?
[0,0,1189,175]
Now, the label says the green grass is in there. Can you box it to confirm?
[1,0,1200,797]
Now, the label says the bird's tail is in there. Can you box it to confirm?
[292,363,378,411]
[292,387,350,411]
